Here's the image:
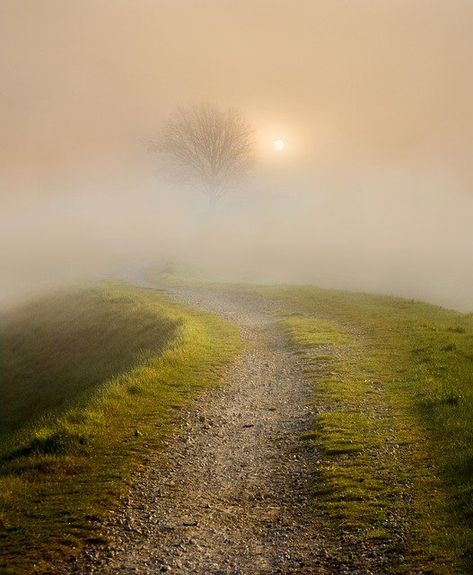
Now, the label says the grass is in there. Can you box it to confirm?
[246,285,473,573]
[0,283,241,574]
[0,286,178,434]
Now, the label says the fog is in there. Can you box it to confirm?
[1,0,472,310]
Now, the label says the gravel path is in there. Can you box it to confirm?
[62,286,403,575]
[65,287,332,574]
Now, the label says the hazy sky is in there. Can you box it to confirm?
[1,0,472,308]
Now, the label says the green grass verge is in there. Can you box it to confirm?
[0,283,241,574]
[247,285,473,573]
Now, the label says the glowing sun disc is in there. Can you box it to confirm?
[273,139,286,151]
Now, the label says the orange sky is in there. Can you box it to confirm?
[1,1,472,309]
[1,0,472,193]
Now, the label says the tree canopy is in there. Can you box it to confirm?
[150,103,254,204]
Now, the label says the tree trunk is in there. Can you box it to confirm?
[208,184,217,208]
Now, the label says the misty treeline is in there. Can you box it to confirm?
[147,103,254,205]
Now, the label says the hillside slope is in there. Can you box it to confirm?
[0,283,240,574]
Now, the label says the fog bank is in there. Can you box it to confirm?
[1,1,472,310]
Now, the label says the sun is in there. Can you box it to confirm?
[273,139,286,151]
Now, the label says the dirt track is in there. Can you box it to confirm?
[63,287,395,574]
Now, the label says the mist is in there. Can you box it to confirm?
[1,0,472,310]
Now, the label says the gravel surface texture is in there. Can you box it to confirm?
[61,286,405,575]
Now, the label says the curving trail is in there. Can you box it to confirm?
[64,287,393,574]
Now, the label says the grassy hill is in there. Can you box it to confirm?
[2,277,472,573]
[0,283,241,574]
[1,286,178,435]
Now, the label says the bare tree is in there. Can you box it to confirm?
[149,103,254,205]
